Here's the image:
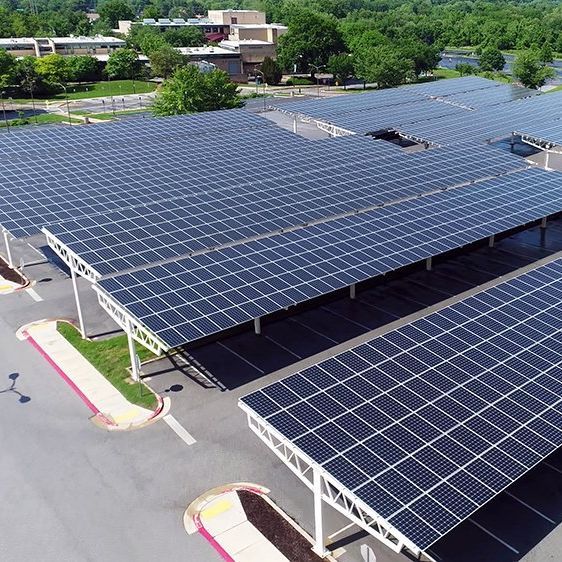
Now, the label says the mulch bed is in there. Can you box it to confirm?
[238,490,324,562]
[0,257,25,285]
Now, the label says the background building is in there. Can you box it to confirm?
[0,35,125,58]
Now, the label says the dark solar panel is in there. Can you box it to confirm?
[240,256,562,550]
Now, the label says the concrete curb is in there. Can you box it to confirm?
[19,319,169,432]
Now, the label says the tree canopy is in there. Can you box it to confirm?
[513,49,557,89]
[105,47,139,79]
[148,45,185,78]
[152,65,243,116]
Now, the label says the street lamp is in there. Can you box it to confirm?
[254,67,266,112]
[57,83,72,126]
[309,64,325,98]
[0,91,9,131]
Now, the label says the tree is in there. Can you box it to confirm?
[513,49,556,89]
[455,62,477,76]
[152,65,243,116]
[478,47,506,72]
[149,46,185,79]
[0,48,16,88]
[327,53,354,88]
[66,55,99,83]
[98,0,134,28]
[540,43,554,64]
[354,45,415,89]
[277,8,344,73]
[163,27,206,48]
[105,48,139,79]
[400,41,441,77]
[260,56,282,85]
[35,54,69,86]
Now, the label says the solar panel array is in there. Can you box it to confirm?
[240,257,562,551]
[97,167,562,348]
[515,121,562,147]
[46,144,524,276]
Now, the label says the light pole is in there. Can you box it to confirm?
[57,83,72,125]
[309,64,325,98]
[0,91,9,131]
[254,68,266,111]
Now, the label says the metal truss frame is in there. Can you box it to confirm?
[93,286,168,355]
[518,132,562,153]
[267,105,355,138]
[42,228,102,283]
[240,403,436,562]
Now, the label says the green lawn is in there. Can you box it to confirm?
[75,108,150,120]
[546,84,562,93]
[57,322,158,410]
[0,113,78,128]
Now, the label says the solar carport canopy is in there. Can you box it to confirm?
[239,256,562,556]
[95,167,562,349]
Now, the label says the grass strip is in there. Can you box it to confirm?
[57,322,157,410]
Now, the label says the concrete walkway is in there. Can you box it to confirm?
[21,320,160,429]
[191,489,289,562]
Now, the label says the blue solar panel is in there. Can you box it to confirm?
[96,167,562,348]
[240,256,562,551]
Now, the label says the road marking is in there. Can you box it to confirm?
[505,492,556,524]
[26,288,43,302]
[468,519,519,554]
[163,414,196,445]
[544,461,562,475]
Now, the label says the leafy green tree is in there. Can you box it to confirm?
[163,27,206,48]
[354,45,415,88]
[260,56,282,85]
[35,53,69,86]
[478,47,506,72]
[327,53,354,88]
[149,45,185,78]
[513,49,556,89]
[105,48,139,79]
[0,48,16,88]
[277,8,344,73]
[539,43,554,63]
[66,55,99,83]
[400,40,441,77]
[455,62,476,76]
[98,0,134,28]
[152,65,243,116]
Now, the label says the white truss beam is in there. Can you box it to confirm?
[240,404,436,562]
[518,132,562,154]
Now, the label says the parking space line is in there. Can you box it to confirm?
[163,414,196,446]
[288,318,339,344]
[26,288,43,302]
[320,305,373,331]
[468,519,519,554]
[505,492,556,524]
[264,335,302,360]
[544,461,562,475]
[217,342,265,374]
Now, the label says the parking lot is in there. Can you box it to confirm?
[4,199,562,562]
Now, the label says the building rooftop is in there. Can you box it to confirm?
[221,39,274,47]
[176,46,238,56]
[230,23,287,30]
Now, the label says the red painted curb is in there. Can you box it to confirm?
[194,513,236,562]
[25,330,115,426]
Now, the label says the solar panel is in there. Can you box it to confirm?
[516,121,562,147]
[96,167,562,348]
[45,144,524,276]
[240,255,562,551]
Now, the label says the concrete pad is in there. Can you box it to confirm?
[235,539,290,562]
[215,521,263,555]
[200,491,247,537]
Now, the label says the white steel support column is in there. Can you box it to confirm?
[488,235,495,248]
[350,284,356,299]
[312,467,329,558]
[3,230,13,268]
[254,317,261,335]
[541,217,548,229]
[510,132,515,153]
[70,267,86,338]
[293,115,298,134]
[426,257,432,271]
[545,151,552,171]
[127,319,140,382]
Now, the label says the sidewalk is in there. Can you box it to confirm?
[20,320,164,429]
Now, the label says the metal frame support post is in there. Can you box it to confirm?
[488,235,495,248]
[293,115,298,134]
[541,217,548,229]
[312,467,329,558]
[545,150,552,171]
[70,267,86,338]
[3,229,13,268]
[510,132,515,153]
[426,257,432,271]
[350,284,356,299]
[254,317,261,335]
[126,319,140,382]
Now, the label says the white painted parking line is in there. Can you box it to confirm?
[264,335,302,360]
[26,288,43,302]
[505,492,556,524]
[217,342,265,375]
[468,519,519,554]
[544,461,562,475]
[163,414,196,446]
